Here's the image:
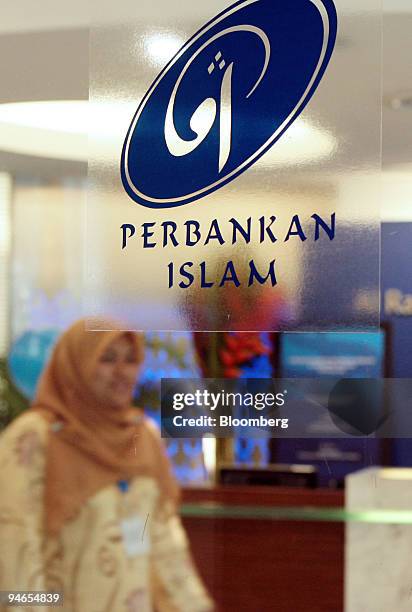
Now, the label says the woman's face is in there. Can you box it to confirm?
[90,335,141,409]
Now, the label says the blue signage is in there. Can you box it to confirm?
[280,332,385,379]
[121,0,337,208]
[276,331,386,485]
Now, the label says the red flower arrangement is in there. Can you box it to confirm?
[193,331,271,378]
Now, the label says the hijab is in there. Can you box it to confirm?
[31,319,179,536]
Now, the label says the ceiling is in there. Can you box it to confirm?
[1,0,410,34]
[0,1,410,184]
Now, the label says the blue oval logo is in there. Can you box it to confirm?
[121,0,337,208]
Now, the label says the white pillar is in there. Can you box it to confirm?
[345,467,412,611]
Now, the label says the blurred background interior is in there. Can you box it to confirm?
[0,1,411,610]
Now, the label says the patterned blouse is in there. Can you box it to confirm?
[0,412,213,612]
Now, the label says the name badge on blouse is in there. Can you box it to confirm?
[120,515,150,558]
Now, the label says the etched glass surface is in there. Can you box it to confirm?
[87,0,381,331]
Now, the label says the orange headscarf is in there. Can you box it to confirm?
[31,319,179,536]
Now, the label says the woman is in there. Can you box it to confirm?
[0,320,213,612]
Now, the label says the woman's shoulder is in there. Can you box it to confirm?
[0,411,50,476]
[140,414,161,437]
[0,410,50,448]
[139,415,167,451]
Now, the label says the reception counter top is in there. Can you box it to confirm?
[182,484,344,508]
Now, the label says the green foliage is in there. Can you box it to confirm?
[0,359,29,431]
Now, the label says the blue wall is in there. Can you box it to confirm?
[381,223,412,377]
[382,223,412,465]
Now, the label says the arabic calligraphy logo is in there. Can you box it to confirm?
[164,25,270,174]
[121,0,337,208]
